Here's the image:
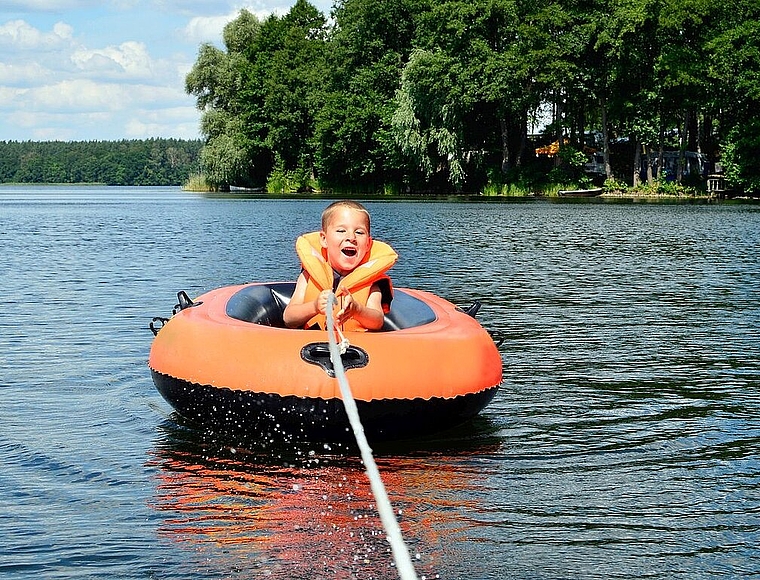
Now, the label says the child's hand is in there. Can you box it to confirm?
[314,290,331,316]
[336,290,358,325]
[330,284,384,331]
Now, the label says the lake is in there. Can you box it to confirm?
[1,186,758,579]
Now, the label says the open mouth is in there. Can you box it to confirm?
[341,247,357,257]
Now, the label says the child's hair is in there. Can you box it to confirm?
[321,200,371,232]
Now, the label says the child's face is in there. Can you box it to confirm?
[320,207,372,276]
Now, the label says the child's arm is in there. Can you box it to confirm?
[283,272,329,328]
[336,283,385,331]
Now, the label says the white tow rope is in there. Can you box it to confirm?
[325,292,419,580]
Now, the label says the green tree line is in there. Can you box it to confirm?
[0,139,202,186]
[186,0,760,194]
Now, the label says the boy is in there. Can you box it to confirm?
[283,200,397,331]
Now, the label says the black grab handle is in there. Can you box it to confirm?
[300,342,369,377]
[458,301,482,319]
[173,291,202,315]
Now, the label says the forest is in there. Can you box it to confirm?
[185,0,760,195]
[0,139,202,186]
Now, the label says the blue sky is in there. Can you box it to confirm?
[0,1,333,142]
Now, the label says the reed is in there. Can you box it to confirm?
[182,172,214,192]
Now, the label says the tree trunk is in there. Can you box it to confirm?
[555,92,563,167]
[687,109,699,152]
[703,114,715,174]
[600,97,613,180]
[657,123,665,182]
[516,108,528,168]
[501,112,529,173]
[632,137,641,187]
[500,117,510,174]
[677,110,687,183]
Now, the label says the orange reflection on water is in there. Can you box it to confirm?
[147,423,499,579]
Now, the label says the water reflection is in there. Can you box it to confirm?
[147,417,502,579]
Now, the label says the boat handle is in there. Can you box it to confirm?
[457,300,482,318]
[300,342,369,377]
[149,317,169,336]
[173,290,202,314]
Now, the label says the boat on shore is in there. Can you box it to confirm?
[558,187,604,197]
[148,282,502,441]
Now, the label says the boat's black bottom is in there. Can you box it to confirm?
[151,370,499,442]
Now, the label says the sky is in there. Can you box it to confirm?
[0,0,333,142]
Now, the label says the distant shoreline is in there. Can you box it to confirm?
[2,183,757,202]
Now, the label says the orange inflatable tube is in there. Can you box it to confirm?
[149,282,502,440]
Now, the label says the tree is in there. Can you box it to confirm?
[186,2,329,189]
[393,48,465,189]
[186,10,262,189]
[315,0,423,191]
[0,139,202,185]
[707,3,760,192]
[392,0,528,191]
[179,0,760,194]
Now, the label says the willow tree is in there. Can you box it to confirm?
[392,0,527,191]
[186,2,328,189]
[185,10,262,188]
[391,48,467,190]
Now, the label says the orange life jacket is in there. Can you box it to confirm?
[295,231,397,331]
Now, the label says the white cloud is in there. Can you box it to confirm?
[0,61,52,85]
[52,21,73,39]
[71,41,154,79]
[183,13,234,45]
[0,19,190,86]
[23,79,190,113]
[181,5,289,45]
[0,19,73,50]
[124,106,202,139]
[4,106,200,141]
[0,4,308,140]
[2,0,93,10]
[154,0,233,15]
[34,79,128,111]
[1,81,200,140]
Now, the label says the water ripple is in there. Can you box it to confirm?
[1,190,759,579]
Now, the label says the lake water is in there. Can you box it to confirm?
[1,186,758,579]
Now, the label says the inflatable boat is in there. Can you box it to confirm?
[148,282,502,441]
